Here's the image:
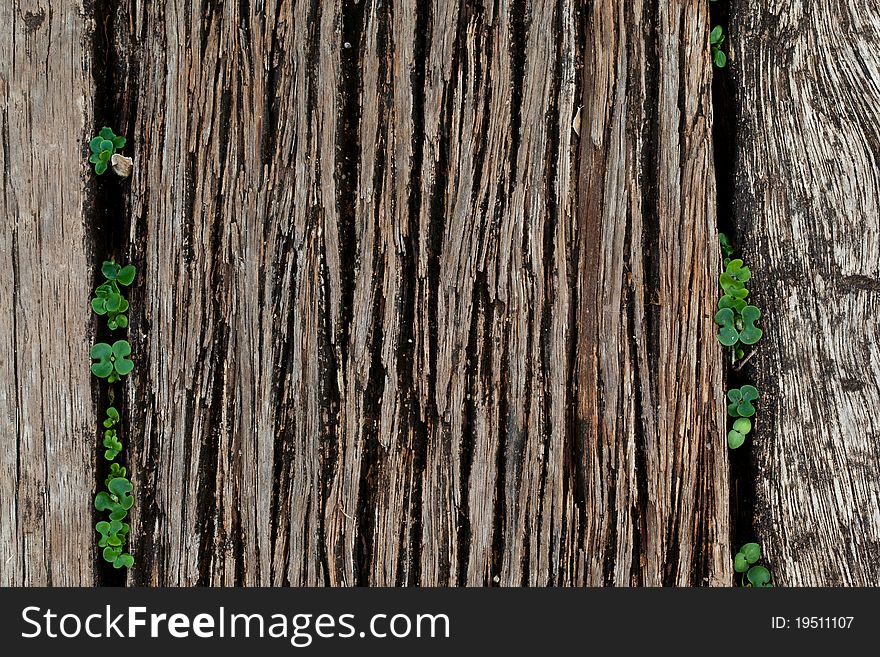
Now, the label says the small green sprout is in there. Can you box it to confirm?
[91,261,136,330]
[89,127,126,175]
[719,232,735,264]
[106,463,127,487]
[95,477,134,522]
[710,25,727,68]
[734,542,773,587]
[715,253,763,358]
[727,417,752,449]
[727,385,758,417]
[90,340,134,383]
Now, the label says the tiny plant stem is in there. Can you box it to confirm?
[733,348,758,372]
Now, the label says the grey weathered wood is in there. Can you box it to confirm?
[120,0,729,586]
[0,0,95,585]
[734,0,880,585]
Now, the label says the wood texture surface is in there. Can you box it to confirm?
[117,0,729,587]
[1,0,736,587]
[0,0,96,585]
[734,0,880,585]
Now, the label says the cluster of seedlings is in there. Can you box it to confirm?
[734,543,773,588]
[709,0,728,68]
[716,233,771,585]
[88,127,135,570]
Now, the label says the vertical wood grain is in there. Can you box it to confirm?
[0,0,95,585]
[119,0,729,587]
[734,0,880,586]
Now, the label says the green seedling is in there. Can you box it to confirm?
[727,417,752,449]
[719,232,735,266]
[727,385,759,418]
[88,127,126,175]
[106,463,127,487]
[734,542,773,587]
[715,256,763,357]
[91,261,136,330]
[95,477,134,522]
[90,340,134,383]
[710,25,727,68]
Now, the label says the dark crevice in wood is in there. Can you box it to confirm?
[400,0,432,588]
[710,0,756,561]
[89,0,130,588]
[457,273,482,585]
[337,0,365,366]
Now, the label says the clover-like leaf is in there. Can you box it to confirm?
[103,546,122,563]
[106,406,120,423]
[99,127,116,141]
[727,430,745,449]
[729,385,758,417]
[115,315,129,328]
[90,342,113,378]
[112,135,127,150]
[89,137,104,154]
[117,265,136,286]
[95,521,113,547]
[747,565,771,587]
[714,308,739,346]
[102,261,120,280]
[95,491,115,512]
[713,49,727,68]
[718,294,747,313]
[91,297,108,315]
[95,161,108,175]
[112,340,134,375]
[108,477,134,510]
[739,305,763,345]
[734,552,749,573]
[732,417,752,436]
[105,292,122,312]
[113,553,134,569]
[740,543,761,564]
[710,25,723,45]
[106,463,127,487]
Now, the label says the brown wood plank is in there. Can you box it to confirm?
[734,0,880,585]
[0,0,95,585]
[116,0,730,586]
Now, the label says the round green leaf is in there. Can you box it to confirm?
[727,430,745,449]
[741,542,761,564]
[733,417,752,435]
[91,297,108,315]
[710,25,722,44]
[747,565,771,587]
[117,265,136,286]
[105,292,122,312]
[99,149,112,162]
[734,552,749,573]
[115,314,129,328]
[101,261,120,280]
[112,340,131,358]
[713,49,727,68]
[114,553,134,569]
[99,127,115,141]
[89,136,104,154]
[99,139,114,152]
[95,161,108,175]
[112,135,127,150]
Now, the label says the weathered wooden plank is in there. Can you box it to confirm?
[734,0,880,585]
[0,0,95,585]
[114,0,730,587]
[576,0,729,585]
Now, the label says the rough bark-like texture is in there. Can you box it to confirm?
[0,0,95,585]
[118,0,728,587]
[734,1,880,585]
[1,0,730,586]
